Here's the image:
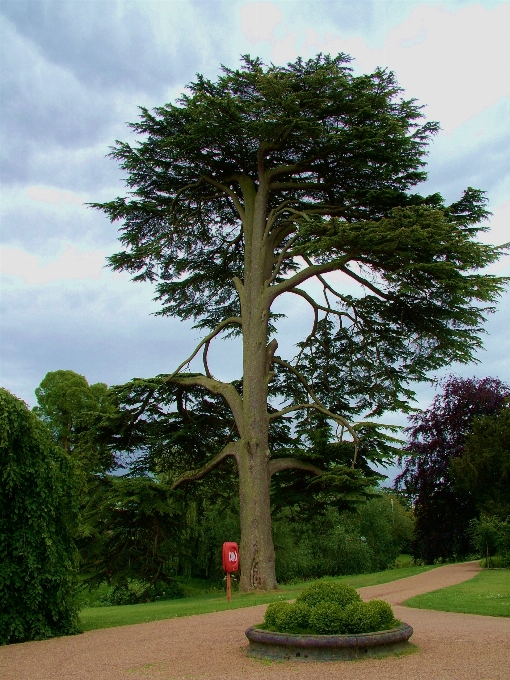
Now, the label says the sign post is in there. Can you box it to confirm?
[222,542,239,602]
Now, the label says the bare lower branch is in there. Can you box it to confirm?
[269,457,323,477]
[169,373,243,433]
[268,234,300,284]
[170,179,205,211]
[339,265,391,300]
[263,200,293,241]
[167,317,242,380]
[268,402,317,419]
[171,442,239,489]
[301,256,351,304]
[290,288,356,323]
[203,340,213,378]
[272,356,320,405]
[233,276,245,307]
[295,301,318,365]
[271,357,360,465]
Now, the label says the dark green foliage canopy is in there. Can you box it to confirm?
[34,370,115,476]
[452,406,510,518]
[78,477,185,601]
[95,54,506,421]
[96,377,387,510]
[0,388,80,644]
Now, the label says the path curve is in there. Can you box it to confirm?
[2,561,509,680]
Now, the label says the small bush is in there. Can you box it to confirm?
[262,582,397,636]
[296,581,361,609]
[308,602,346,635]
[263,601,291,630]
[479,554,510,569]
[365,599,396,630]
[280,602,311,631]
[343,599,397,634]
[97,579,186,606]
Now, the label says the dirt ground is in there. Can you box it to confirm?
[1,561,509,680]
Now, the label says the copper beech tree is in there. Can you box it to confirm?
[94,55,506,591]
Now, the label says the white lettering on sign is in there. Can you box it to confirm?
[229,551,237,562]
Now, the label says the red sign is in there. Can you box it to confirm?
[222,541,239,573]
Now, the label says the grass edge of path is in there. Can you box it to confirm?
[79,564,437,632]
[402,568,510,618]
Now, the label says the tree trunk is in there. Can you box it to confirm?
[238,441,277,590]
[237,197,278,591]
[237,302,277,591]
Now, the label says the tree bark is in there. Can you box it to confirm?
[236,182,279,591]
[238,440,277,590]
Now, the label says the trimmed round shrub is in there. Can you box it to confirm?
[263,601,291,630]
[364,599,396,630]
[296,581,361,609]
[262,583,397,636]
[342,599,397,634]
[308,602,346,635]
[280,602,311,631]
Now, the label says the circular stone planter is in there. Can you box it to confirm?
[245,623,413,661]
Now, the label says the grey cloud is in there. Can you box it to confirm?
[419,98,510,206]
[1,16,130,186]
[0,19,119,149]
[1,0,232,95]
[0,194,118,252]
[0,277,197,407]
[1,134,126,191]
[0,1,236,187]
[282,0,492,49]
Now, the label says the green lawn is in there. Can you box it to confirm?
[403,569,510,617]
[79,564,435,632]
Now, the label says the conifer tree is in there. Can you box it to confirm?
[94,55,507,590]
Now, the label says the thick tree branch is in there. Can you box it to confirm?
[167,317,242,380]
[271,356,360,465]
[201,176,245,220]
[268,256,352,303]
[169,373,243,433]
[301,256,351,303]
[171,441,239,489]
[269,457,324,477]
[268,402,317,419]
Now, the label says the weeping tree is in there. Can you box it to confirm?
[0,388,80,643]
[94,55,506,590]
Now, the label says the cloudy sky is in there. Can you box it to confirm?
[1,0,509,430]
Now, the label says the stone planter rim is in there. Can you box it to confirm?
[246,622,413,650]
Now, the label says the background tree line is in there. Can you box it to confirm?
[35,369,413,601]
[2,366,509,644]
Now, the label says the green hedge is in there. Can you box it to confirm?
[0,388,81,644]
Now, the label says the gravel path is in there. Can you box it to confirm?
[2,561,509,680]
